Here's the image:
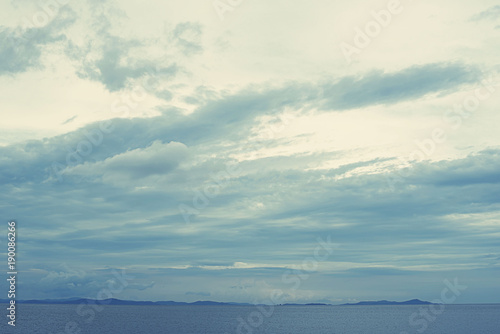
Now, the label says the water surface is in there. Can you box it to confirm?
[1,303,499,333]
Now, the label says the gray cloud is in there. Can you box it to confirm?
[321,63,482,110]
[62,115,78,125]
[0,6,75,75]
[171,22,203,56]
[471,5,500,21]
[66,33,178,92]
[66,140,189,183]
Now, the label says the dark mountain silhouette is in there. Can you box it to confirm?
[340,299,435,306]
[0,298,435,306]
[0,298,252,306]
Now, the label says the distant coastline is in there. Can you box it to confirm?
[0,298,441,306]
[339,299,435,306]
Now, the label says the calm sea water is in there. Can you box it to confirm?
[0,303,499,333]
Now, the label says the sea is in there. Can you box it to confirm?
[0,303,499,333]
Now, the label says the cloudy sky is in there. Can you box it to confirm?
[1,0,499,304]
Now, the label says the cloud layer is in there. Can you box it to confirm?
[0,0,499,304]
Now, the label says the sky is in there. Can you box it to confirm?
[0,0,499,304]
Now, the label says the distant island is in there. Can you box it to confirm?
[0,298,435,306]
[0,298,252,306]
[340,299,436,306]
